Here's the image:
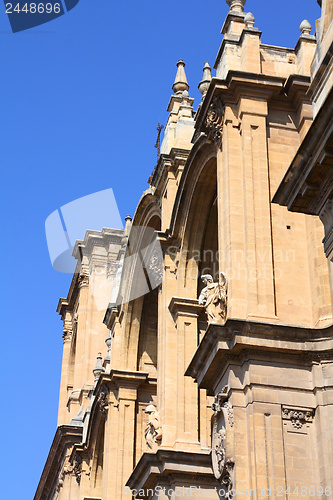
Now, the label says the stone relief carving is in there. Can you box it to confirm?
[62,312,73,342]
[78,256,89,288]
[144,404,162,451]
[97,384,110,416]
[73,455,83,484]
[211,387,235,496]
[282,406,314,430]
[146,247,164,289]
[198,272,227,324]
[107,260,118,278]
[205,96,224,147]
[56,456,72,493]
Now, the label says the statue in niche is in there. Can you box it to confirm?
[144,405,162,451]
[198,272,227,324]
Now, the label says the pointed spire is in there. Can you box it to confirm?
[226,0,246,13]
[198,62,212,99]
[93,352,105,382]
[172,59,189,95]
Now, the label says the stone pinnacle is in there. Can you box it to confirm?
[226,0,246,13]
[172,59,190,95]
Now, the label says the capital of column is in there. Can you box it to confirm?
[226,0,246,13]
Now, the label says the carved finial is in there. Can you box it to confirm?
[181,90,191,106]
[144,404,162,451]
[300,19,312,35]
[172,59,189,95]
[93,352,105,381]
[244,12,255,27]
[198,62,212,99]
[124,215,132,240]
[226,0,246,13]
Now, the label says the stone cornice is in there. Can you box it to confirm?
[168,296,204,319]
[149,147,191,195]
[272,86,333,214]
[94,370,152,395]
[72,227,124,260]
[195,72,290,139]
[103,303,119,329]
[34,425,83,500]
[185,318,333,392]
[126,449,217,493]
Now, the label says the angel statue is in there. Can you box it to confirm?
[198,272,227,324]
[144,405,162,451]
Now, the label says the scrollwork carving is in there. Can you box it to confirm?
[282,406,314,429]
[205,96,224,147]
[73,455,83,484]
[211,387,234,491]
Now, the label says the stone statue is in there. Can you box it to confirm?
[144,405,162,451]
[198,272,227,324]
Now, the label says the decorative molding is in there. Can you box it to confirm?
[146,246,164,289]
[78,257,89,289]
[62,328,72,342]
[205,97,224,147]
[220,459,235,499]
[107,260,118,278]
[282,405,314,429]
[211,386,234,488]
[62,312,74,342]
[73,454,83,484]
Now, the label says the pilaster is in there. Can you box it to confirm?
[168,297,204,448]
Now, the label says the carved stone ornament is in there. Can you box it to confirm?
[146,246,164,289]
[282,406,314,429]
[62,313,73,342]
[205,96,224,147]
[78,257,89,289]
[144,404,162,451]
[198,272,227,324]
[73,454,83,484]
[97,384,110,415]
[107,260,118,278]
[211,388,234,494]
[62,328,72,342]
[56,457,72,492]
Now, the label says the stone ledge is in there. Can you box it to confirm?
[185,318,333,391]
[126,449,218,496]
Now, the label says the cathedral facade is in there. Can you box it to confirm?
[35,1,333,498]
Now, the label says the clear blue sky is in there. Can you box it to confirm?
[0,0,321,498]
